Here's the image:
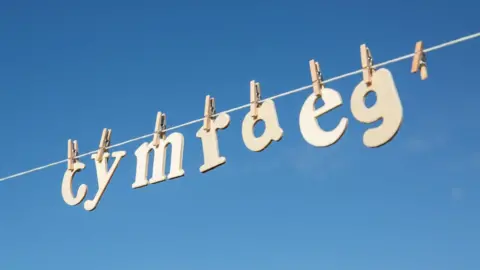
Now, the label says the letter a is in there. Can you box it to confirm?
[132,132,185,189]
[299,88,348,147]
[242,99,283,152]
[84,151,126,211]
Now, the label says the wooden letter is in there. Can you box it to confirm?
[84,151,127,211]
[196,112,230,173]
[299,88,348,147]
[132,132,185,189]
[242,99,283,152]
[350,68,403,147]
[61,161,88,206]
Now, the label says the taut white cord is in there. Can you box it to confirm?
[0,32,479,182]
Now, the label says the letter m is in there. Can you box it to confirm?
[132,132,185,189]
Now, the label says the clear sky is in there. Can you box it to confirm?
[0,1,479,269]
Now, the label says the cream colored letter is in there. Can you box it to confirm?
[132,132,185,189]
[61,161,88,206]
[196,113,230,173]
[242,99,283,152]
[299,88,348,147]
[84,151,127,211]
[350,68,403,147]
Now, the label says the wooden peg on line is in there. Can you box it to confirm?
[250,80,261,119]
[411,41,428,80]
[67,139,79,171]
[203,95,216,131]
[97,128,112,162]
[309,59,324,96]
[360,44,374,86]
[152,112,166,147]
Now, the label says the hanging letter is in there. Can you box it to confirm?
[299,88,348,147]
[196,113,230,173]
[83,151,127,211]
[132,132,185,189]
[242,99,283,152]
[61,161,88,206]
[350,68,403,148]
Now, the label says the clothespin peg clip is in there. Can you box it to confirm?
[411,41,428,80]
[67,139,79,171]
[203,95,216,131]
[250,80,261,119]
[152,112,166,147]
[360,44,374,86]
[309,59,324,96]
[96,128,112,162]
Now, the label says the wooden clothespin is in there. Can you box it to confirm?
[360,44,374,86]
[203,95,216,131]
[96,128,112,162]
[250,80,261,119]
[152,112,166,147]
[309,59,324,96]
[67,139,79,171]
[411,41,428,80]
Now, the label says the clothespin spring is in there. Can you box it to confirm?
[411,41,428,80]
[203,95,216,131]
[97,128,112,162]
[360,44,374,86]
[309,59,324,96]
[250,80,261,119]
[153,112,167,147]
[67,139,79,171]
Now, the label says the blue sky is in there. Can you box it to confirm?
[0,0,479,269]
